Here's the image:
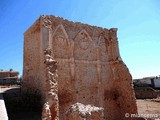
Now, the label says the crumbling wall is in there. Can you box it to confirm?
[23,15,137,120]
[134,87,160,99]
[42,48,59,120]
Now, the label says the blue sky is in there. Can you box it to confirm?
[0,0,160,79]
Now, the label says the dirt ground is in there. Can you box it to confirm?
[136,99,160,119]
[2,85,160,120]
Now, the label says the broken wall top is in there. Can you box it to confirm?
[24,15,120,62]
[24,15,118,45]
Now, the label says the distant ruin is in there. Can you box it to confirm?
[0,69,19,85]
[23,15,137,120]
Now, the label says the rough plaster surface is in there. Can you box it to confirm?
[23,15,137,120]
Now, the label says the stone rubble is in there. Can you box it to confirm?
[65,103,104,120]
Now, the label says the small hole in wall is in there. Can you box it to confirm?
[83,97,85,99]
[76,91,78,94]
[113,90,119,101]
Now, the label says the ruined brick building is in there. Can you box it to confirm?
[0,69,19,85]
[23,15,137,120]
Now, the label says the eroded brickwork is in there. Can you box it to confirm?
[42,48,59,120]
[23,15,137,120]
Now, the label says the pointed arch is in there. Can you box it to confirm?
[51,24,71,58]
[74,29,92,50]
[74,29,92,42]
[52,24,69,39]
[51,24,70,48]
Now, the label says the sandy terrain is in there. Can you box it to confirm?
[137,99,160,120]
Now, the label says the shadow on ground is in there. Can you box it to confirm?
[3,87,42,120]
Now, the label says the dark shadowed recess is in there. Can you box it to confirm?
[3,89,42,120]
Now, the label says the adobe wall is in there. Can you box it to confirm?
[135,87,160,99]
[0,70,19,78]
[23,15,137,120]
[23,19,46,100]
